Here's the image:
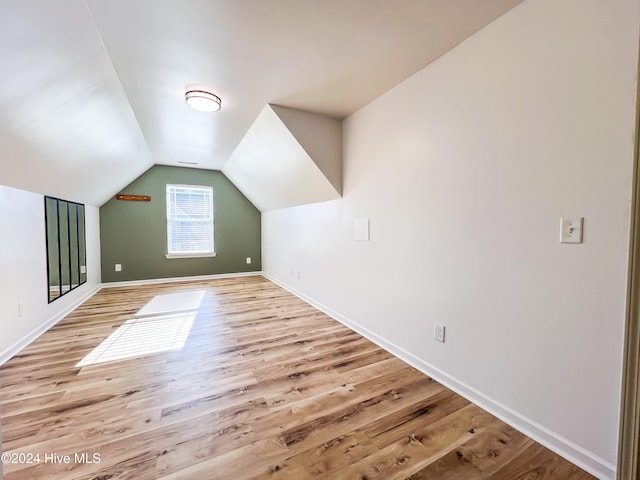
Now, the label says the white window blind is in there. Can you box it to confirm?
[166,185,214,258]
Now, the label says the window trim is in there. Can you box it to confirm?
[165,184,215,259]
[165,252,217,260]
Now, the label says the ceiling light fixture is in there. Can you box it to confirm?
[185,89,221,112]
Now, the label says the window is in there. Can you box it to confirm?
[166,185,215,258]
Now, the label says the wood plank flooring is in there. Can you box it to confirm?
[0,276,595,479]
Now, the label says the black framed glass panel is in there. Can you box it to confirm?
[69,203,79,290]
[78,205,86,284]
[45,196,87,303]
[45,197,61,302]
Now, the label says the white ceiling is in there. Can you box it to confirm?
[0,0,524,206]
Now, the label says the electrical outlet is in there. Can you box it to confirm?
[18,302,24,318]
[434,323,445,343]
[115,264,122,272]
[246,257,251,264]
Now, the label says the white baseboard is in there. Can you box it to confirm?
[101,271,263,288]
[263,273,616,480]
[0,285,101,366]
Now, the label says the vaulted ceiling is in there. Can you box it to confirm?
[0,0,524,207]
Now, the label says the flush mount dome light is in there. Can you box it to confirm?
[185,89,221,112]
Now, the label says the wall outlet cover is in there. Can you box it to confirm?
[434,323,446,343]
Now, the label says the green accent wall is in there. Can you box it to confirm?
[100,165,261,282]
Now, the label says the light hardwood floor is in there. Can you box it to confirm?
[0,276,595,479]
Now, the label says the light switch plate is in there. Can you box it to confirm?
[560,217,583,244]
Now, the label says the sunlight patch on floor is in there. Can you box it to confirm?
[76,290,204,367]
[136,290,205,316]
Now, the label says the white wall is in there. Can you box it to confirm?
[0,185,101,363]
[262,0,639,478]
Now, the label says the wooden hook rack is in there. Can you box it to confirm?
[116,194,151,202]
